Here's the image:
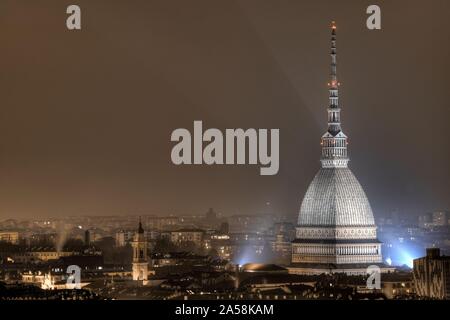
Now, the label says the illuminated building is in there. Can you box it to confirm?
[21,271,91,290]
[419,211,449,228]
[418,213,433,228]
[413,248,450,299]
[21,271,62,287]
[150,252,209,268]
[0,231,19,244]
[228,215,271,233]
[146,216,180,230]
[132,219,149,281]
[115,230,134,247]
[290,23,391,275]
[271,234,292,261]
[431,211,449,227]
[170,228,204,246]
[205,234,234,260]
[381,275,414,299]
[11,248,74,263]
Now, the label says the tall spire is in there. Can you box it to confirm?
[320,22,349,169]
[330,21,337,83]
[328,21,340,134]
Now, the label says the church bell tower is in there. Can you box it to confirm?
[132,217,149,281]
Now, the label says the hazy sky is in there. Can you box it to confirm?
[0,0,448,220]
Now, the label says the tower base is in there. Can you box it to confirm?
[287,263,395,276]
[132,262,149,281]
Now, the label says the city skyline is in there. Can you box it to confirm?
[1,0,450,306]
[0,0,449,223]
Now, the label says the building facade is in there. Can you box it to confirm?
[115,230,134,247]
[271,234,292,261]
[0,231,19,244]
[290,23,387,275]
[170,228,204,246]
[10,250,73,263]
[419,211,449,228]
[413,248,450,299]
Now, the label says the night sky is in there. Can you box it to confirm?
[0,0,448,220]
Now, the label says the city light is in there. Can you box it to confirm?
[385,257,392,266]
[383,242,424,268]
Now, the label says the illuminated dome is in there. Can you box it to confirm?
[298,167,375,227]
[290,22,385,275]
